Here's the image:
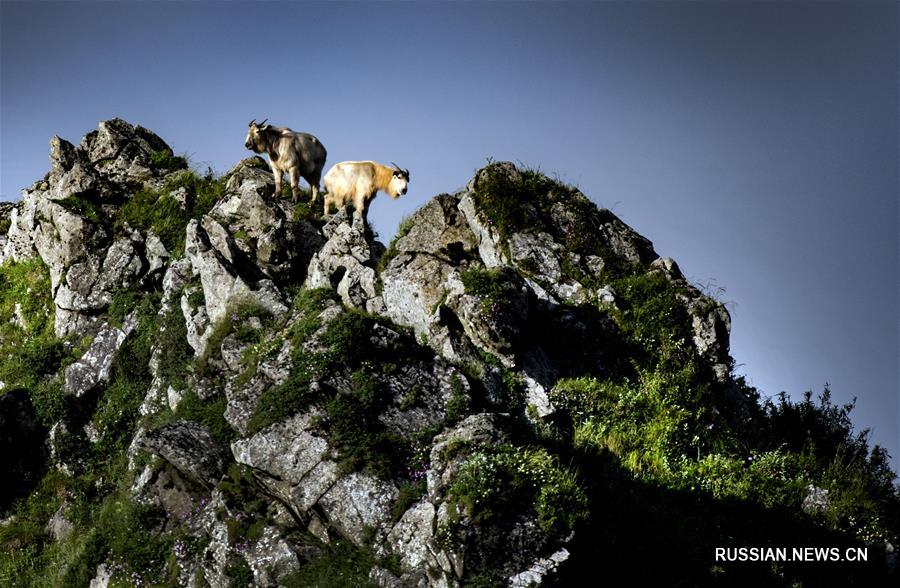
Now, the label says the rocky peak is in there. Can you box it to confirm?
[3,121,890,588]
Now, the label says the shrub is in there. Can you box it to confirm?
[150,150,188,172]
[460,266,520,309]
[449,445,588,536]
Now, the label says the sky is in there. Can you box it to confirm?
[1,1,898,469]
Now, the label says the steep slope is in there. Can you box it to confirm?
[0,120,897,587]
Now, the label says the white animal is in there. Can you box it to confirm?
[322,161,410,221]
[244,119,327,202]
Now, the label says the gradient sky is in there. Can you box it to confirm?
[2,1,898,469]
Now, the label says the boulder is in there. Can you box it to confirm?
[138,421,228,487]
[64,313,138,398]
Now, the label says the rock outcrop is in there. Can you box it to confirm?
[12,120,877,588]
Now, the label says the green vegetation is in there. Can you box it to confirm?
[448,444,588,537]
[291,196,321,223]
[56,191,105,225]
[0,285,176,586]
[281,540,378,588]
[460,266,520,312]
[471,162,628,279]
[115,170,227,255]
[376,213,415,277]
[175,391,236,446]
[2,161,898,586]
[0,259,71,412]
[244,291,334,433]
[195,299,273,377]
[156,302,195,390]
[247,290,411,476]
[391,478,427,523]
[150,150,188,172]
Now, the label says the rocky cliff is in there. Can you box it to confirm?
[0,120,897,587]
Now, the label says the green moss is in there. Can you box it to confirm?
[0,217,11,235]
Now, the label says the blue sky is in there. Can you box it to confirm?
[2,1,898,469]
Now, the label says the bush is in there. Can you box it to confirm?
[460,266,520,309]
[150,150,188,172]
[449,445,588,537]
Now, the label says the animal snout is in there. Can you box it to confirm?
[400,188,407,196]
[244,141,252,149]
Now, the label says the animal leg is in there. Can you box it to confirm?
[273,170,283,198]
[289,168,301,201]
[308,171,322,204]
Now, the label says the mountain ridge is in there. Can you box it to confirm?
[0,119,897,587]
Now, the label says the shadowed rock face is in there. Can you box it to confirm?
[0,389,48,512]
[1,122,752,588]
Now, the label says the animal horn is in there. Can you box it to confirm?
[248,119,256,127]
[390,162,400,171]
[258,118,268,127]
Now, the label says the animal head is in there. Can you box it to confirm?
[389,162,410,198]
[244,118,270,152]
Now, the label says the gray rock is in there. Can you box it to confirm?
[243,525,301,586]
[145,230,169,275]
[89,564,112,588]
[64,313,137,397]
[802,484,830,514]
[318,471,398,549]
[139,421,227,487]
[688,297,732,370]
[457,164,520,268]
[507,547,571,587]
[306,208,381,309]
[46,502,75,541]
[232,411,340,511]
[185,219,287,326]
[650,256,684,281]
[387,500,436,570]
[509,232,562,283]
